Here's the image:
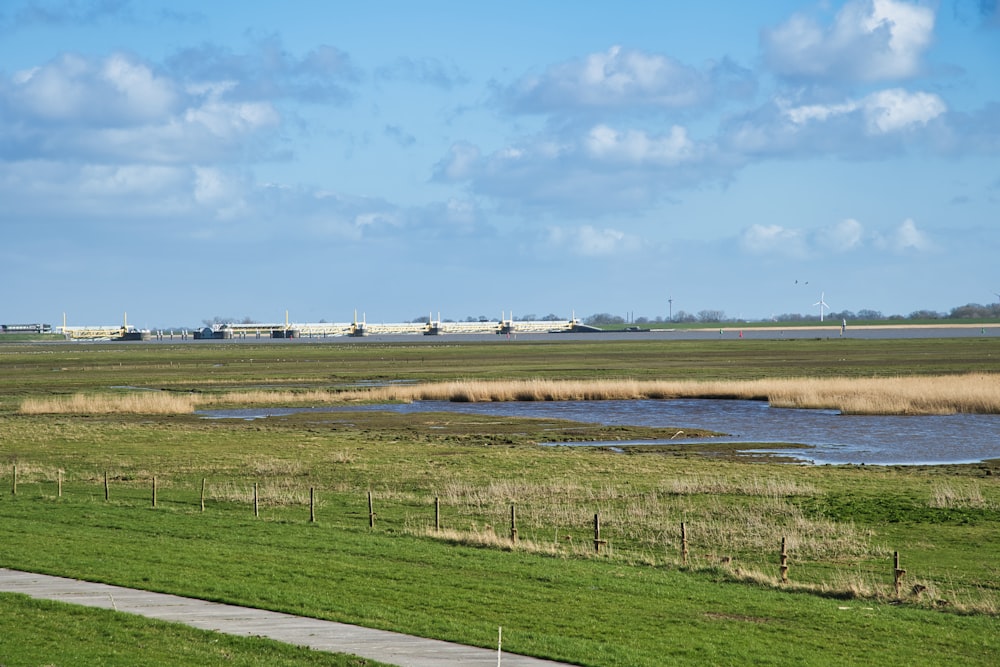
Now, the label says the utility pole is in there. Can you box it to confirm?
[668,297,673,322]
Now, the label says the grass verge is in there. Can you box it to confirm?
[0,593,387,666]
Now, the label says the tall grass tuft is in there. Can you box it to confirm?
[930,482,992,509]
[19,392,198,415]
[18,373,1000,415]
[763,374,1000,415]
[209,479,314,507]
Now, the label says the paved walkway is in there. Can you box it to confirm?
[0,568,572,667]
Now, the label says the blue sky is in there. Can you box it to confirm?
[1,0,998,328]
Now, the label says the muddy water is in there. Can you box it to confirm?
[200,398,1000,466]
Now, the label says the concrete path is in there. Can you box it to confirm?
[0,568,572,667]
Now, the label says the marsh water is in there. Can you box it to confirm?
[200,398,1000,466]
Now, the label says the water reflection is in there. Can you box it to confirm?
[199,398,1000,466]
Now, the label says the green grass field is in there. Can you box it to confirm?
[1,338,999,666]
[0,593,386,666]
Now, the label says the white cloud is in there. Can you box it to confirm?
[433,142,481,181]
[353,212,400,231]
[77,164,187,199]
[0,160,199,223]
[192,166,250,221]
[102,53,178,119]
[762,0,935,82]
[500,45,754,113]
[7,52,179,125]
[872,218,932,252]
[817,218,865,252]
[433,124,717,216]
[863,89,946,133]
[547,224,640,257]
[165,38,358,104]
[743,218,932,259]
[891,218,930,251]
[740,224,808,258]
[442,198,478,227]
[0,52,281,164]
[584,125,694,165]
[183,95,280,139]
[779,88,945,136]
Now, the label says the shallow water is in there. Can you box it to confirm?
[199,399,1000,466]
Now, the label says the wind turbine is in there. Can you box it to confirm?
[813,292,830,322]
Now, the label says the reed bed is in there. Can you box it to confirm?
[18,373,1000,415]
[18,391,198,415]
[763,374,1000,415]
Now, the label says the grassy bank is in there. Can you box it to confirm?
[2,337,997,403]
[1,338,999,665]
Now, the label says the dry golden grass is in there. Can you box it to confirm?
[655,474,818,497]
[929,482,994,509]
[190,372,1000,415]
[18,373,1000,415]
[736,566,999,614]
[763,374,1000,415]
[390,477,876,563]
[200,389,352,406]
[412,522,1000,612]
[208,479,315,507]
[19,392,198,415]
[411,513,995,613]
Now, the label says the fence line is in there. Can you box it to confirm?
[2,464,923,600]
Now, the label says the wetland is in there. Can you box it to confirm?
[2,337,999,666]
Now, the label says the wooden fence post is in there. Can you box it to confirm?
[681,522,689,565]
[200,478,206,512]
[11,464,16,496]
[893,551,906,597]
[104,471,109,501]
[435,496,440,532]
[594,513,608,553]
[780,537,789,583]
[368,491,375,528]
[58,470,62,498]
[152,476,157,508]
[253,482,259,517]
[310,487,315,523]
[510,504,517,543]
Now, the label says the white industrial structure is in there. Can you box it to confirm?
[57,310,597,340]
[60,312,150,340]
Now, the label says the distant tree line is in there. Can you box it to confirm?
[448,301,1000,326]
[569,301,1000,325]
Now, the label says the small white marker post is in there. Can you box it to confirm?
[497,626,502,666]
